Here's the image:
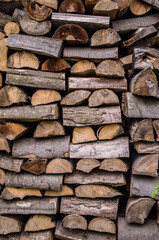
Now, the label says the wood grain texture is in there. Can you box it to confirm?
[135,142,159,154]
[0,153,23,172]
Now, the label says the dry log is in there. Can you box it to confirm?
[132,154,158,177]
[59,0,85,13]
[72,126,97,144]
[69,137,129,159]
[21,159,47,175]
[31,89,61,106]
[0,38,8,72]
[62,215,87,230]
[0,169,5,185]
[34,121,65,138]
[7,34,63,58]
[100,158,129,172]
[135,142,159,154]
[0,12,12,29]
[142,0,159,10]
[0,153,23,172]
[93,0,118,19]
[0,197,58,215]
[0,215,23,235]
[60,197,119,219]
[61,90,91,106]
[45,185,74,197]
[130,175,159,200]
[153,120,159,141]
[21,230,54,240]
[71,61,96,76]
[97,124,124,140]
[120,54,132,70]
[6,69,66,91]
[4,22,20,37]
[24,215,55,232]
[41,58,70,72]
[96,60,124,77]
[35,0,58,9]
[12,136,70,159]
[51,12,110,32]
[76,158,100,173]
[1,187,42,200]
[88,217,116,234]
[126,197,155,224]
[0,134,10,153]
[46,158,73,174]
[130,0,151,16]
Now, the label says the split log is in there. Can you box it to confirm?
[7,51,40,70]
[96,60,124,77]
[0,169,5,185]
[135,142,159,154]
[76,158,100,173]
[31,89,61,106]
[120,54,132,70]
[45,185,74,197]
[97,124,124,140]
[62,215,87,230]
[0,215,23,235]
[129,119,155,142]
[88,89,119,107]
[130,0,151,16]
[4,22,20,37]
[68,77,127,92]
[132,154,158,177]
[75,184,122,198]
[90,28,121,47]
[46,158,73,174]
[63,47,118,62]
[7,34,63,58]
[93,0,119,19]
[61,90,91,106]
[1,187,42,200]
[88,217,116,234]
[62,106,122,126]
[100,158,129,172]
[34,121,65,138]
[69,137,129,159]
[0,104,59,122]
[5,172,63,191]
[41,58,70,72]
[6,69,66,91]
[0,38,8,72]
[0,153,23,172]
[59,0,85,13]
[21,159,47,175]
[126,197,155,224]
[12,136,70,159]
[0,197,58,215]
[72,126,97,144]
[21,230,54,240]
[153,120,159,141]
[0,12,12,29]
[60,197,119,219]
[0,134,10,153]
[70,61,96,76]
[142,0,159,10]
[24,215,55,232]
[35,0,58,9]
[118,217,159,240]
[64,171,126,186]
[51,12,110,32]
[130,175,159,200]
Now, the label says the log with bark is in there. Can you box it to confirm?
[61,90,91,106]
[97,124,124,140]
[130,0,151,16]
[135,142,159,154]
[76,158,100,173]
[0,38,8,72]
[93,0,119,20]
[59,0,85,14]
[31,89,61,106]
[24,215,55,232]
[46,158,73,174]
[99,158,129,172]
[34,121,65,138]
[21,230,54,240]
[62,214,87,230]
[21,159,47,175]
[120,54,132,70]
[41,58,70,72]
[70,61,96,76]
[0,215,24,235]
[45,185,74,197]
[72,126,97,144]
[0,153,23,172]
[88,217,116,234]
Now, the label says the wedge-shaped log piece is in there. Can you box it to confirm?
[0,38,8,72]
[6,172,63,191]
[59,0,85,13]
[132,154,158,177]
[60,197,119,220]
[46,158,73,174]
[96,60,125,77]
[142,0,159,10]
[0,169,5,185]
[126,197,155,224]
[129,119,155,142]
[41,58,70,72]
[0,197,58,215]
[64,171,126,186]
[22,159,47,175]
[34,121,65,138]
[75,185,122,198]
[61,90,91,106]
[0,134,10,153]
[0,215,23,235]
[63,47,118,62]
[51,12,110,32]
[4,22,20,36]
[70,137,129,159]
[130,0,151,16]
[31,89,61,106]
[1,187,42,200]
[45,185,74,197]
[93,0,118,19]
[97,124,124,140]
[76,158,100,173]
[118,217,159,240]
[130,175,159,200]
[88,217,116,234]
[62,215,87,230]
[71,61,96,76]
[100,158,129,172]
[88,89,119,107]
[35,0,58,9]
[24,215,55,232]
[72,126,97,144]
[135,142,159,154]
[63,106,122,126]
[7,34,63,58]
[120,54,132,70]
[153,120,159,141]
[0,153,23,172]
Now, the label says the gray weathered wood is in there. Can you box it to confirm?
[0,153,23,172]
[6,68,66,91]
[12,136,70,159]
[142,0,159,10]
[70,137,129,159]
[7,34,63,58]
[0,230,53,240]
[135,142,159,154]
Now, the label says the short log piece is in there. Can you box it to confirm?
[46,158,73,174]
[59,0,85,14]
[0,215,23,235]
[76,158,100,173]
[88,217,116,234]
[62,214,87,230]
[24,215,55,232]
[21,159,47,175]
[61,90,91,106]
[99,158,129,172]
[34,121,65,138]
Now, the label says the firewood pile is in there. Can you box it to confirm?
[0,0,159,239]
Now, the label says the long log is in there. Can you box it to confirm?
[0,153,23,172]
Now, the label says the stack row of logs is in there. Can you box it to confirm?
[0,0,159,239]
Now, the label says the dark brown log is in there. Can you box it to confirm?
[45,185,74,197]
[100,158,129,172]
[0,153,23,172]
[61,90,91,106]
[97,124,124,140]
[24,215,55,231]
[46,158,73,174]
[70,61,96,76]
[31,89,61,106]
[130,0,151,16]
[0,38,8,72]
[62,215,87,230]
[135,142,159,154]
[41,58,71,72]
[153,120,159,141]
[34,121,65,138]
[72,126,97,144]
[0,215,23,235]
[93,0,119,19]
[88,217,116,234]
[142,0,159,10]
[96,60,125,77]
[22,159,47,175]
[0,169,5,185]
[76,158,100,173]
[59,0,85,13]
[0,134,10,153]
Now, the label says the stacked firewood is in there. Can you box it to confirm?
[0,0,159,239]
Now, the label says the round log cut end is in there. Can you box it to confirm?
[4,22,20,36]
[34,121,65,138]
[61,90,91,106]
[31,89,61,106]
[46,158,73,174]
[71,60,96,76]
[130,0,151,16]
[76,158,100,173]
[59,0,85,14]
[62,214,87,230]
[88,217,116,234]
[93,0,119,19]
[96,60,125,78]
[72,126,97,144]
[97,124,124,140]
[0,215,23,235]
[53,24,89,44]
[100,158,128,172]
[35,0,58,10]
[41,58,71,72]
